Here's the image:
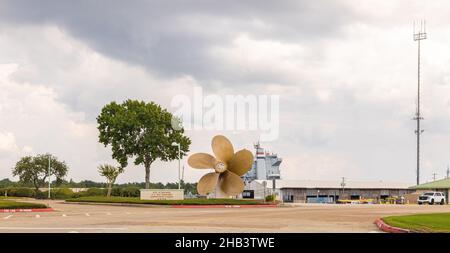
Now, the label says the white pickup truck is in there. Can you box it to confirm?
[417,192,446,205]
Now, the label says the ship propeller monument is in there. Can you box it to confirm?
[188,135,254,197]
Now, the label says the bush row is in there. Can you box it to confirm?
[0,187,35,197]
[0,186,141,199]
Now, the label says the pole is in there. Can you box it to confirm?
[48,155,51,199]
[178,145,181,189]
[172,142,182,190]
[413,20,426,185]
[416,38,421,186]
[182,165,185,182]
[263,181,267,202]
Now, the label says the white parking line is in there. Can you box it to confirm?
[35,215,40,218]
[85,213,90,216]
[62,214,67,217]
[3,215,13,220]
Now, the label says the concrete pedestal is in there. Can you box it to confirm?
[140,189,184,200]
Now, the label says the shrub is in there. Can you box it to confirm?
[6,187,35,197]
[35,188,74,199]
[0,188,6,196]
[119,187,140,197]
[51,188,74,199]
[265,194,276,202]
[35,191,47,199]
[111,187,122,197]
[71,192,82,198]
[84,187,107,196]
[109,187,140,197]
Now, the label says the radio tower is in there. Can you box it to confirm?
[413,20,427,185]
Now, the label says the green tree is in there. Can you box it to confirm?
[97,100,191,189]
[98,164,124,197]
[12,154,68,193]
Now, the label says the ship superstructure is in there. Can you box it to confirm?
[243,142,282,182]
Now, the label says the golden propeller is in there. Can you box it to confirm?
[188,135,254,197]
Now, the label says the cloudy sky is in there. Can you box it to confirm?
[1,0,450,185]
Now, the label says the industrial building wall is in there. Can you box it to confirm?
[243,181,279,200]
[281,188,307,203]
[281,188,415,203]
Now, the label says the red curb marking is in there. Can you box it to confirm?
[172,204,278,208]
[0,208,54,213]
[374,218,410,233]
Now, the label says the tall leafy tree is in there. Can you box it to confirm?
[12,154,68,193]
[97,100,191,189]
[98,164,123,197]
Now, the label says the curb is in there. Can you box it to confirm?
[172,204,278,208]
[0,208,54,213]
[65,201,278,208]
[374,218,410,233]
[63,201,171,208]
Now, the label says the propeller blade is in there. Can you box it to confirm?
[211,135,234,163]
[228,149,254,176]
[218,170,244,196]
[197,172,220,195]
[188,153,216,169]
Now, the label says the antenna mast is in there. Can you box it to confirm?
[413,20,427,185]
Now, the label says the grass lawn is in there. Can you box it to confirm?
[0,196,26,199]
[383,213,450,233]
[0,200,47,209]
[66,196,269,205]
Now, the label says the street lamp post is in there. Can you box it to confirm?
[171,142,181,189]
[48,155,51,199]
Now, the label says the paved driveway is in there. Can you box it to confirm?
[1,200,449,233]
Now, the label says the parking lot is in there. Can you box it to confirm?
[1,200,449,233]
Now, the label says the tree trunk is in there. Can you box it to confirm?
[145,163,151,189]
[33,178,40,196]
[107,182,112,197]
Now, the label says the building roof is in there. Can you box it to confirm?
[254,179,412,190]
[409,178,450,189]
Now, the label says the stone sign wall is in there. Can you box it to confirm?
[140,189,184,200]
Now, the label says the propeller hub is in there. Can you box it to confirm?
[214,161,227,173]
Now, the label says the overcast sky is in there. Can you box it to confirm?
[1,1,450,185]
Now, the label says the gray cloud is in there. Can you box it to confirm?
[1,1,450,184]
[0,0,357,82]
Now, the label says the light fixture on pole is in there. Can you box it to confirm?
[171,142,181,189]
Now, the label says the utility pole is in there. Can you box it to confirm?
[432,172,437,181]
[413,20,427,185]
[446,165,449,179]
[340,177,346,196]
